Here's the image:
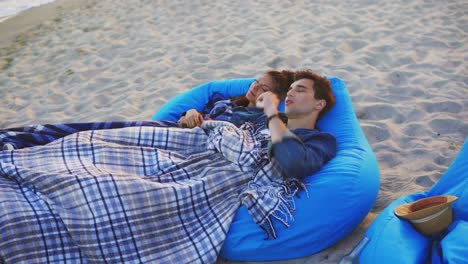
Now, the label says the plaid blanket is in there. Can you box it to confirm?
[0,120,178,150]
[0,121,301,263]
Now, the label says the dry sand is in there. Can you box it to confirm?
[0,0,467,263]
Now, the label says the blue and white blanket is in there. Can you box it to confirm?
[0,121,301,263]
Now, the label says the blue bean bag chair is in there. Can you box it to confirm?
[152,77,380,261]
[358,137,468,264]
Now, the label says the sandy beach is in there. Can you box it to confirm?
[0,0,467,262]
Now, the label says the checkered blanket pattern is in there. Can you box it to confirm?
[0,120,178,150]
[0,121,300,263]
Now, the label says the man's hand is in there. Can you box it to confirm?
[178,109,204,128]
[177,116,188,128]
[257,92,280,117]
[257,91,287,143]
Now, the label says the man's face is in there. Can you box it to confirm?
[285,78,323,118]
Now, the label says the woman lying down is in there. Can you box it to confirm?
[0,71,336,263]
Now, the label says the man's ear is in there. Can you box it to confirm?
[316,99,326,111]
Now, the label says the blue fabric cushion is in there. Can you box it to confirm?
[441,220,468,264]
[152,77,380,261]
[359,137,468,264]
[151,78,254,121]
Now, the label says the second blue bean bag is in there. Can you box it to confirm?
[358,136,468,264]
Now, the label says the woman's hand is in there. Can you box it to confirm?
[179,109,204,128]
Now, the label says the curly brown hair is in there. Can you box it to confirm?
[231,70,295,106]
[266,70,295,101]
[293,70,335,119]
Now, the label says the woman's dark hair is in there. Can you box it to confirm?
[266,70,295,101]
[232,70,295,106]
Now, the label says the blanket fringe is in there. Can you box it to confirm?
[260,179,308,240]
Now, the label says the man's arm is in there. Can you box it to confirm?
[258,91,337,179]
[258,92,287,143]
[268,132,337,180]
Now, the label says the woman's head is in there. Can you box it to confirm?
[267,70,295,100]
[245,70,295,106]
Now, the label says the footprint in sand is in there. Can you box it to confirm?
[429,118,468,135]
[402,123,432,137]
[433,155,450,166]
[416,176,435,188]
[191,55,210,64]
[388,71,407,86]
[406,108,427,122]
[339,39,368,53]
[378,152,401,168]
[362,123,391,144]
[226,54,251,63]
[358,104,398,120]
[267,57,282,68]
[421,101,462,114]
